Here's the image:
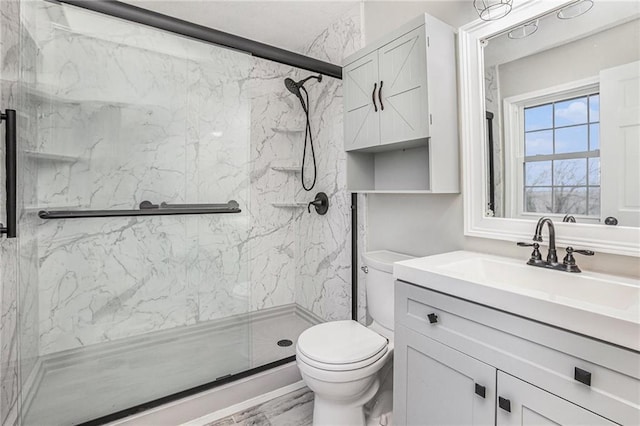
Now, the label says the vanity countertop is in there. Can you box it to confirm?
[393,250,640,352]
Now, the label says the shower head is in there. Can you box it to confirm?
[284,74,323,106]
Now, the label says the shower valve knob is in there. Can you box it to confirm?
[308,192,329,215]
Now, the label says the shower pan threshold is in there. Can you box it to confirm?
[23,304,320,426]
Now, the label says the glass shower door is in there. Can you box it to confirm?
[17,2,252,424]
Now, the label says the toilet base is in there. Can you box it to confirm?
[311,377,380,426]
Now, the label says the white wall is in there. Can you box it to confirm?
[367,194,464,257]
[363,1,478,41]
[498,19,640,99]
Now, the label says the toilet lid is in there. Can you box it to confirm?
[297,320,388,365]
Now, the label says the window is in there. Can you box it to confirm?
[522,93,600,217]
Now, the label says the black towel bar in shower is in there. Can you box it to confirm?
[38,200,241,219]
[0,109,17,238]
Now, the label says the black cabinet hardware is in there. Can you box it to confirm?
[474,383,486,398]
[378,80,384,111]
[372,83,378,112]
[574,367,591,386]
[498,396,511,412]
[427,313,438,324]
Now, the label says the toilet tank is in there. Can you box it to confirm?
[362,250,414,334]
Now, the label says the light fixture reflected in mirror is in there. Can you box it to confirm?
[508,20,539,39]
[557,0,594,20]
[474,0,514,21]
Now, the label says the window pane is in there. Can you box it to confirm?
[590,123,599,151]
[554,187,587,215]
[525,130,553,156]
[525,187,552,213]
[588,158,600,185]
[555,125,588,153]
[525,161,552,186]
[525,104,553,131]
[555,97,588,127]
[588,186,600,216]
[589,94,599,122]
[554,158,587,186]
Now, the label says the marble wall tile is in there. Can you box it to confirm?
[1,0,22,423]
[294,9,362,321]
[13,0,364,358]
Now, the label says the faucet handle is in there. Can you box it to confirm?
[562,247,595,273]
[517,242,542,263]
[565,246,595,256]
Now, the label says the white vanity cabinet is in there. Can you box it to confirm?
[343,14,459,193]
[394,280,640,426]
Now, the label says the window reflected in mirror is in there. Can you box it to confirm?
[482,1,640,227]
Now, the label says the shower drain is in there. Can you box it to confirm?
[277,339,293,347]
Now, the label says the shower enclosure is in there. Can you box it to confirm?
[0,1,354,424]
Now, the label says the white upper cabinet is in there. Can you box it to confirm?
[343,14,459,193]
[344,52,380,151]
[378,27,429,145]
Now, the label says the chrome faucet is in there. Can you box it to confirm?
[517,216,594,273]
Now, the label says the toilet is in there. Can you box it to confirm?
[296,250,414,426]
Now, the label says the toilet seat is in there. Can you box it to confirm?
[297,320,388,371]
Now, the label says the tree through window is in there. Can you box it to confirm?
[523,93,600,216]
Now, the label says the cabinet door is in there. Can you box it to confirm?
[394,325,495,426]
[343,51,380,151]
[496,372,616,426]
[378,26,429,145]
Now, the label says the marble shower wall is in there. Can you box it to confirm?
[28,2,252,355]
[0,0,22,423]
[23,2,363,356]
[294,12,361,321]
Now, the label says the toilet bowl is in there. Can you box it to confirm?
[296,250,414,426]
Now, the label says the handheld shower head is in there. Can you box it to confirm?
[283,74,323,192]
[284,77,304,105]
[284,75,322,98]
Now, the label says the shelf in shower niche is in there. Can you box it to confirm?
[271,165,300,173]
[24,150,83,162]
[271,127,305,134]
[271,202,307,208]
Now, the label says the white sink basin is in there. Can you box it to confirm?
[394,251,640,350]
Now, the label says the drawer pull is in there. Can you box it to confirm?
[574,367,592,386]
[474,383,486,398]
[427,313,438,324]
[498,396,511,412]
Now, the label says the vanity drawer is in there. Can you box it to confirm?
[395,280,640,425]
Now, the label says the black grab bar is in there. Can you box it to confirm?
[0,109,17,238]
[38,200,241,219]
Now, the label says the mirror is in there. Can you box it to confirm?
[482,1,640,227]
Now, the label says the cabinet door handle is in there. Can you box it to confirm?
[427,313,438,324]
[498,396,511,413]
[378,80,384,111]
[372,82,378,112]
[574,367,592,386]
[474,383,486,398]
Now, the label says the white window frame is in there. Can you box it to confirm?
[503,77,600,223]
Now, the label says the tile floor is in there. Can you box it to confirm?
[206,387,314,426]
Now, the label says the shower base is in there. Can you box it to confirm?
[22,304,320,426]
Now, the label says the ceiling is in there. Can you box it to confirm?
[121,1,481,56]
[121,0,362,54]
